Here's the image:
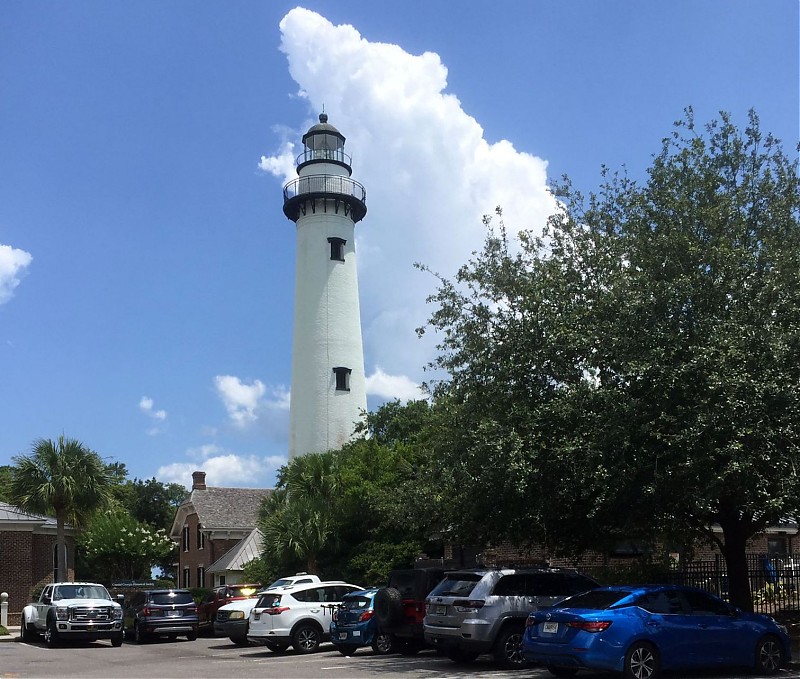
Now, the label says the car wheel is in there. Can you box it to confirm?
[134,623,148,644]
[755,635,784,675]
[548,667,579,678]
[20,622,37,643]
[371,629,394,655]
[492,626,529,668]
[292,623,322,653]
[186,631,197,641]
[374,587,404,627]
[445,648,480,664]
[264,639,289,654]
[230,635,249,646]
[338,644,359,656]
[44,618,59,648]
[623,641,659,679]
[111,633,123,647]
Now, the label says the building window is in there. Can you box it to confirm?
[182,525,190,552]
[197,567,205,588]
[333,366,351,391]
[768,537,787,556]
[219,574,226,586]
[328,237,346,261]
[183,568,190,588]
[197,524,205,550]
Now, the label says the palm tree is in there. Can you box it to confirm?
[9,436,113,581]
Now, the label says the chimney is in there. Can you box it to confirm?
[192,471,207,490]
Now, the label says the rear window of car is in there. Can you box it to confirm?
[150,591,194,605]
[557,590,631,610]
[389,572,417,598]
[342,595,371,610]
[229,585,260,598]
[256,593,282,608]
[428,573,482,598]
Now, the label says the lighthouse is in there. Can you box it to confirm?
[282,113,368,460]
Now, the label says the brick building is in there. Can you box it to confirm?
[168,471,270,589]
[0,502,76,625]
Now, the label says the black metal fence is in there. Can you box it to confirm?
[585,554,800,616]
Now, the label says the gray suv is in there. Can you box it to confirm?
[423,568,598,668]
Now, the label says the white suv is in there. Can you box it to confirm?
[247,581,362,653]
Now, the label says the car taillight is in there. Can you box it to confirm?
[265,606,290,615]
[453,600,484,611]
[525,616,536,628]
[359,610,375,623]
[567,620,612,633]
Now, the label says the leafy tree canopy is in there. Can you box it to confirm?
[418,110,800,610]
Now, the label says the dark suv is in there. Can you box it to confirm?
[373,567,446,654]
[424,568,599,668]
[123,589,199,643]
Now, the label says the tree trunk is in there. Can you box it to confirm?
[56,512,69,582]
[720,522,752,612]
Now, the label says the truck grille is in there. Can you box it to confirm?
[71,606,113,621]
[216,611,231,623]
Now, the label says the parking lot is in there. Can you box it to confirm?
[2,634,800,679]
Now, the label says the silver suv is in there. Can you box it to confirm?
[423,568,598,668]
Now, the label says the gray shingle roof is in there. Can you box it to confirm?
[0,501,57,525]
[185,487,270,528]
[208,528,263,573]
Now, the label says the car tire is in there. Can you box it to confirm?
[445,648,480,664]
[547,667,579,678]
[292,623,322,653]
[187,631,197,642]
[338,644,359,656]
[230,635,249,646]
[264,640,290,654]
[755,634,784,675]
[623,640,659,679]
[374,587,404,627]
[111,633,123,647]
[492,625,529,668]
[371,629,394,655]
[44,617,59,648]
[134,623,148,644]
[20,622,37,643]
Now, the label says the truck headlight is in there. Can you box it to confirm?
[229,611,245,620]
[112,607,123,620]
[56,607,69,621]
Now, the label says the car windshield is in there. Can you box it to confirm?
[230,586,260,598]
[256,593,282,608]
[53,585,111,600]
[150,591,194,605]
[428,573,482,598]
[342,595,371,610]
[556,590,631,610]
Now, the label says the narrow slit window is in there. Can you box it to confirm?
[328,237,346,261]
[333,366,351,391]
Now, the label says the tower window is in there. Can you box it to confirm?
[333,366,351,391]
[328,237,346,261]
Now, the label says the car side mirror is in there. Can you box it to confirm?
[117,594,125,605]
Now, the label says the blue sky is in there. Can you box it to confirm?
[1,1,797,489]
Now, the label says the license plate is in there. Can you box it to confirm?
[542,622,558,634]
[434,605,447,615]
[338,632,348,640]
[352,630,360,637]
[166,610,182,617]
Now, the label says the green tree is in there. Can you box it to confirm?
[78,510,176,582]
[0,465,13,502]
[419,110,800,611]
[9,436,114,580]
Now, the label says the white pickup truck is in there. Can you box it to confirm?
[21,581,124,647]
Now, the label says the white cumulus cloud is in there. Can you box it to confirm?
[261,8,558,392]
[366,367,424,402]
[214,375,289,427]
[0,244,32,305]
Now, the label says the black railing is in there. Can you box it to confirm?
[283,175,366,204]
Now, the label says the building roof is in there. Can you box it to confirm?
[169,486,271,539]
[0,501,72,533]
[208,528,263,573]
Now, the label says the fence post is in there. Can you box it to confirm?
[0,592,7,628]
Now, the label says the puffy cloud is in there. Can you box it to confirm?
[0,244,32,305]
[139,396,167,421]
[156,443,286,488]
[366,366,424,402]
[214,375,289,426]
[262,8,557,390]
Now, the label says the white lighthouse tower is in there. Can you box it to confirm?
[283,113,368,460]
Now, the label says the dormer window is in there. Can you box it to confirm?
[328,237,346,262]
[333,366,351,391]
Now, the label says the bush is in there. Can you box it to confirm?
[0,625,8,636]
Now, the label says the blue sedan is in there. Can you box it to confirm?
[330,588,394,656]
[521,584,791,678]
